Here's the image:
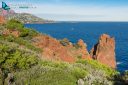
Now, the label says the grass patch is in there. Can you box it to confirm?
[14,60,88,85]
[76,59,118,77]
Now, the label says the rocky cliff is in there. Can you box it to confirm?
[32,35,75,62]
[32,34,117,68]
[90,34,116,68]
[32,35,92,62]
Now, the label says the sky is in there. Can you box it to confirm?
[1,0,128,21]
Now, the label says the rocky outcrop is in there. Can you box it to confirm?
[90,34,116,68]
[77,39,91,60]
[32,33,116,68]
[32,36,92,63]
[33,35,75,62]
[0,16,5,24]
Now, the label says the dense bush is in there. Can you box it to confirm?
[19,28,29,37]
[0,43,39,85]
[0,69,3,85]
[19,28,38,38]
[13,60,88,85]
[40,60,69,69]
[14,37,41,51]
[13,59,120,85]
[6,19,24,30]
[0,19,40,53]
[0,44,38,71]
[122,70,128,82]
[73,43,82,49]
[6,19,38,38]
[1,34,41,52]
[5,35,15,42]
[60,38,70,46]
[76,60,119,85]
[71,67,87,79]
[77,59,118,76]
[14,66,77,85]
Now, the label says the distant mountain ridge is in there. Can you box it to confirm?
[0,8,53,24]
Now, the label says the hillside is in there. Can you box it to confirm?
[0,8,53,24]
[0,19,128,85]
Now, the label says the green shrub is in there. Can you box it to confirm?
[71,67,87,79]
[122,70,128,81]
[14,66,77,85]
[0,44,38,71]
[6,19,24,30]
[76,59,118,77]
[60,38,70,46]
[40,60,88,79]
[3,35,41,52]
[19,29,29,37]
[27,28,38,37]
[15,37,41,52]
[19,28,38,38]
[77,54,82,59]
[6,19,38,38]
[5,35,15,42]
[13,60,89,85]
[73,43,82,49]
[40,61,69,69]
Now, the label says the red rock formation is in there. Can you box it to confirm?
[0,16,5,24]
[10,30,20,37]
[32,34,116,68]
[77,39,91,60]
[90,34,116,68]
[33,35,76,63]
[33,34,94,63]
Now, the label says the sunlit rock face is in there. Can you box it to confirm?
[77,39,91,60]
[32,33,116,68]
[90,34,116,68]
[33,35,75,62]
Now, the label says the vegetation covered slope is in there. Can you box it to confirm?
[0,20,127,85]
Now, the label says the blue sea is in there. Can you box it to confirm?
[25,22,128,72]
